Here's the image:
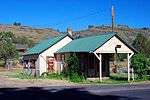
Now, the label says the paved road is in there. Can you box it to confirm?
[99,89,150,100]
[43,84,150,100]
[0,84,150,100]
[81,85,150,100]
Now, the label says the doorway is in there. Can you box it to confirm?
[46,56,54,72]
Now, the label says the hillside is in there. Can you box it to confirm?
[0,24,150,45]
[0,24,60,43]
[74,25,150,44]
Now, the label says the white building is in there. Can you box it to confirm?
[23,34,72,75]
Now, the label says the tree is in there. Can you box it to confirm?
[0,32,18,68]
[13,22,21,26]
[65,53,80,74]
[132,33,150,57]
[131,53,149,79]
[88,25,94,29]
[64,53,85,82]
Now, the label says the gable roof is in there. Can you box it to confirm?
[25,33,69,55]
[57,32,116,53]
[57,32,137,53]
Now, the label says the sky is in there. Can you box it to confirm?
[0,0,149,31]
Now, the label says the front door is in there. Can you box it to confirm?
[47,56,54,72]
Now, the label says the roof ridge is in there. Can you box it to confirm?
[38,33,67,42]
[57,32,116,53]
[74,32,116,41]
[25,33,68,55]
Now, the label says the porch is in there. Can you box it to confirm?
[55,52,134,82]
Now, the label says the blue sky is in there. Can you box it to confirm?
[0,0,149,31]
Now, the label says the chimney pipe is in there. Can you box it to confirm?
[67,27,73,36]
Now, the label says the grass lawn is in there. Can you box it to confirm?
[79,73,128,85]
[0,68,22,78]
[0,60,4,68]
[0,68,149,85]
[80,73,150,85]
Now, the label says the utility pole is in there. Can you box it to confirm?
[111,5,115,32]
[111,5,117,73]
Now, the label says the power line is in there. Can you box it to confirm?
[27,10,102,29]
[52,11,102,26]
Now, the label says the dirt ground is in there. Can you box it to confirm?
[0,67,150,88]
[0,68,77,88]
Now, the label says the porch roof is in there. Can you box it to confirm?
[25,33,68,55]
[57,32,116,53]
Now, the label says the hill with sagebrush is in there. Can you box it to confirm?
[0,24,150,45]
[74,25,150,44]
[0,24,60,43]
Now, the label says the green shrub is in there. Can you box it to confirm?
[17,71,34,79]
[69,73,85,82]
[41,72,64,80]
[64,53,85,82]
[65,53,80,74]
[46,73,62,79]
[131,53,149,79]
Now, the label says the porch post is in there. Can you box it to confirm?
[128,53,134,81]
[93,52,102,82]
[131,67,134,81]
[99,53,102,82]
[127,53,130,82]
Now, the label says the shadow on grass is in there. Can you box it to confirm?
[0,87,141,100]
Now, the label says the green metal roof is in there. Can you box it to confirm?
[57,32,116,53]
[26,33,68,55]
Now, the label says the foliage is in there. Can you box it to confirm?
[68,73,85,82]
[13,22,21,26]
[64,53,85,82]
[0,32,19,66]
[14,36,35,48]
[65,53,80,74]
[131,53,149,79]
[132,33,150,58]
[141,27,149,30]
[88,25,94,29]
[117,53,127,61]
[17,71,35,79]
[41,72,63,80]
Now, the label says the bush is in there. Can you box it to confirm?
[131,53,149,79]
[65,53,80,74]
[69,73,85,82]
[64,53,85,82]
[42,73,63,80]
[17,71,34,79]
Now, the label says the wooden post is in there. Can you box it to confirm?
[127,53,130,82]
[131,67,134,81]
[111,6,115,32]
[99,54,102,82]
[93,52,102,82]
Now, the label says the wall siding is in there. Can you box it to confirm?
[95,36,134,54]
[38,36,72,75]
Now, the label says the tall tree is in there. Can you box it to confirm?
[0,32,18,68]
[132,33,150,58]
